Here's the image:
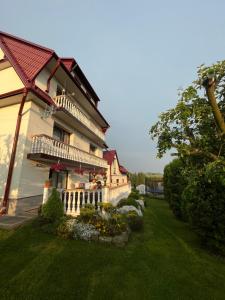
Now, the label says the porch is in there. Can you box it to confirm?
[43,183,131,216]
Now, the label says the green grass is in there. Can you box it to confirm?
[1,198,225,300]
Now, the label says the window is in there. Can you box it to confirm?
[116,179,119,185]
[90,144,97,155]
[49,170,68,189]
[53,125,70,144]
[56,85,63,96]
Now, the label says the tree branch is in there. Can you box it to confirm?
[204,78,225,135]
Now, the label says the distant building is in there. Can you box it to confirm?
[136,184,146,195]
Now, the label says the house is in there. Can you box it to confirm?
[103,150,129,187]
[136,184,146,195]
[0,31,130,216]
[103,150,130,204]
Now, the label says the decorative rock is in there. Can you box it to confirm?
[112,231,129,247]
[136,200,145,210]
[99,236,112,243]
[117,205,143,217]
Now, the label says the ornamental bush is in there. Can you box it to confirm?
[128,190,140,200]
[183,162,225,254]
[77,205,97,223]
[41,188,64,223]
[57,216,77,239]
[164,159,187,219]
[126,211,143,231]
[117,198,140,209]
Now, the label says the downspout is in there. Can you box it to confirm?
[46,59,61,93]
[1,88,28,214]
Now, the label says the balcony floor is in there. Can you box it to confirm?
[27,153,107,171]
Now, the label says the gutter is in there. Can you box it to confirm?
[1,88,28,214]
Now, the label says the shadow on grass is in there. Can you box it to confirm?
[0,199,225,300]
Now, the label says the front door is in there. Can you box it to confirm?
[49,170,68,189]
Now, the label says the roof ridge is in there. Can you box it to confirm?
[0,30,55,54]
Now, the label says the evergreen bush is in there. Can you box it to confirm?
[41,188,64,223]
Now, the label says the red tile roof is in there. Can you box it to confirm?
[119,165,128,174]
[0,31,110,128]
[0,31,54,82]
[103,150,129,174]
[61,58,76,72]
[103,150,117,165]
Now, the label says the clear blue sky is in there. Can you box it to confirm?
[1,0,225,173]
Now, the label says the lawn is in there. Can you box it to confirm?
[0,198,225,300]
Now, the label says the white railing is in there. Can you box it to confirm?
[42,184,131,216]
[107,183,131,206]
[61,189,102,216]
[30,134,108,169]
[54,95,105,141]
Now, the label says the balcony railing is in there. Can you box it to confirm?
[53,95,105,141]
[62,189,102,216]
[30,134,108,169]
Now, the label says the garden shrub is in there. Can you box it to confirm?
[164,159,187,219]
[117,198,140,209]
[100,202,115,213]
[91,214,127,236]
[57,216,77,239]
[183,162,225,254]
[41,188,64,223]
[77,205,98,223]
[128,190,140,200]
[126,211,143,231]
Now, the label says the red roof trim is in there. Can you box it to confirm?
[0,88,24,99]
[0,31,54,54]
[31,85,55,106]
[0,37,29,86]
[61,57,76,72]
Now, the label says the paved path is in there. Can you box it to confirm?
[0,208,38,229]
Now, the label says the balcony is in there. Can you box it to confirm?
[53,95,105,142]
[28,134,108,169]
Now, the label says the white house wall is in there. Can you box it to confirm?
[0,101,31,199]
[0,66,24,94]
[0,48,4,59]
[17,101,54,198]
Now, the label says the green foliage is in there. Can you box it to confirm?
[91,214,127,236]
[183,162,225,254]
[164,159,187,219]
[129,190,140,200]
[126,211,143,231]
[117,197,139,209]
[150,60,225,255]
[99,202,116,213]
[41,188,64,223]
[77,205,97,223]
[56,216,75,239]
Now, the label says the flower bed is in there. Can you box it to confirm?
[37,189,144,247]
